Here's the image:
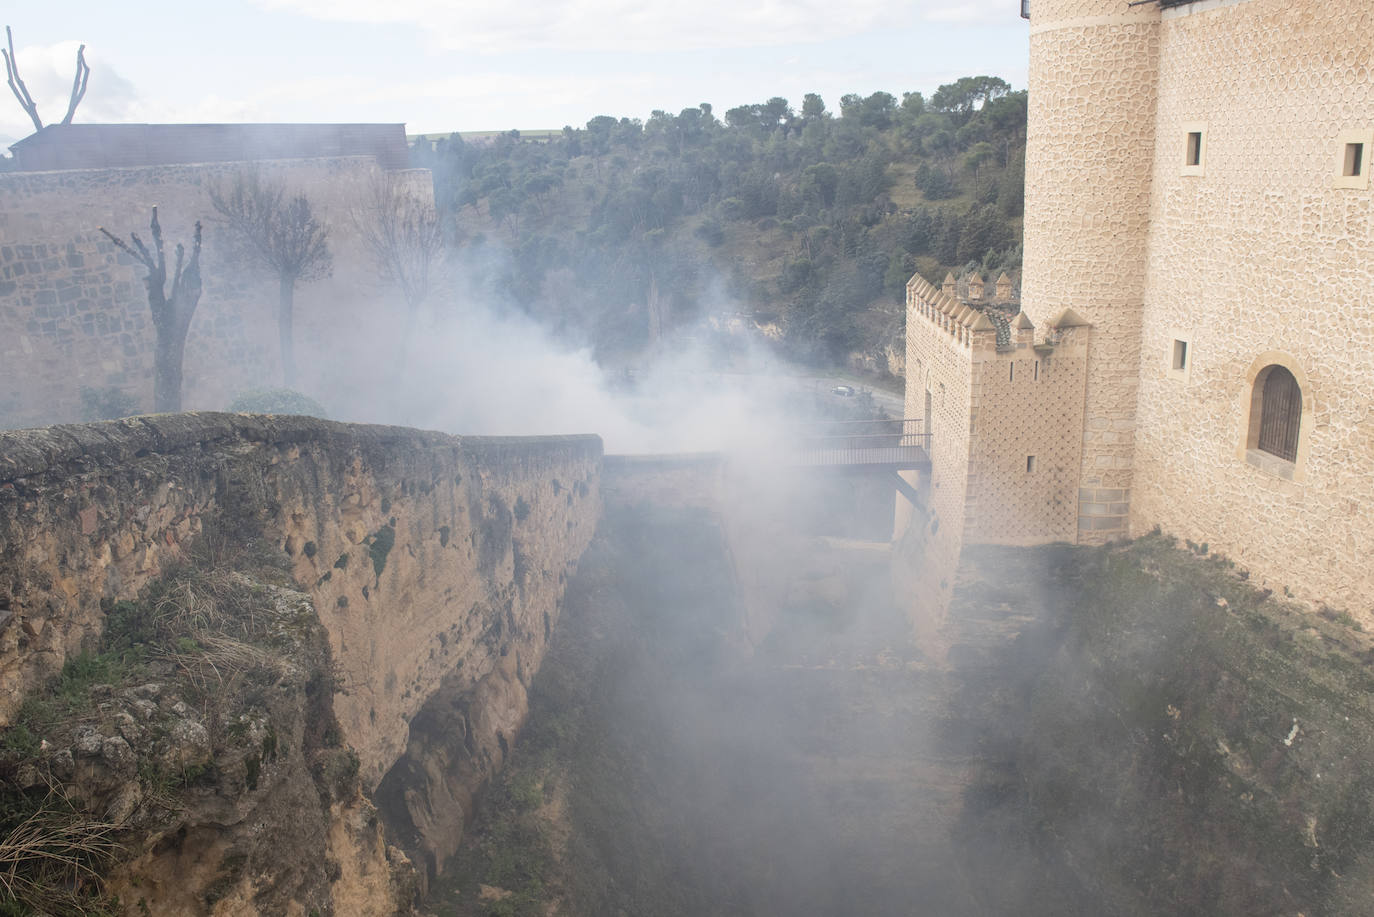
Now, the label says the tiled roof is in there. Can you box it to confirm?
[8,123,410,172]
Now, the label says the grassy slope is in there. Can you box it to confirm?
[953,535,1374,916]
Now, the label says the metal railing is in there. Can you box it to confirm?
[791,418,931,468]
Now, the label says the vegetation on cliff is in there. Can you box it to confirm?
[411,77,1025,366]
[0,537,368,915]
[953,536,1374,916]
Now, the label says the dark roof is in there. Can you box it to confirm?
[7,122,410,172]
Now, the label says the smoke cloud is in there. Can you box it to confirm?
[313,245,856,456]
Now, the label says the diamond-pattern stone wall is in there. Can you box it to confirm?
[966,327,1088,546]
[1023,3,1161,542]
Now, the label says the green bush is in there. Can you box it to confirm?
[227,388,328,418]
[80,386,141,421]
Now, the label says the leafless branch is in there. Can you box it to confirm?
[352,171,445,313]
[149,205,166,275]
[60,43,89,125]
[3,25,42,132]
[97,227,155,272]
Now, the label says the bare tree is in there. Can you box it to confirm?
[209,170,332,388]
[352,172,445,352]
[99,208,203,413]
[3,26,89,132]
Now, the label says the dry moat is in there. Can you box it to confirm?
[428,475,1374,917]
[2,417,1372,916]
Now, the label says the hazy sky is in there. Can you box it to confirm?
[1,1,1028,149]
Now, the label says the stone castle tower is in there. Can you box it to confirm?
[904,0,1374,623]
[1021,0,1163,541]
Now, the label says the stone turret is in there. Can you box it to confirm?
[1022,0,1162,542]
[995,272,1014,302]
[966,274,984,301]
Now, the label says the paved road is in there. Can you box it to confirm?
[791,374,906,417]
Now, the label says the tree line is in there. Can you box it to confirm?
[413,75,1026,365]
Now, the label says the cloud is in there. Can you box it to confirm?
[251,0,1002,53]
[921,0,1011,23]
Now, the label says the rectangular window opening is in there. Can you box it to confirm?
[1172,339,1189,371]
[1185,131,1203,167]
[1026,455,1036,473]
[1344,142,1365,178]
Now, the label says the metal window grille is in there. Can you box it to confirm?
[1257,366,1301,463]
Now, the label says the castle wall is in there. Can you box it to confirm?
[899,282,976,639]
[0,158,431,428]
[1022,0,1161,542]
[965,324,1089,546]
[1130,0,1374,618]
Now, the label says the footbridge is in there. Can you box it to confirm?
[788,418,931,507]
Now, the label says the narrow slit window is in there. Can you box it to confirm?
[1026,455,1036,473]
[1335,130,1371,188]
[1009,363,1015,382]
[1344,142,1365,178]
[1172,339,1188,371]
[1033,360,1040,381]
[1185,131,1203,167]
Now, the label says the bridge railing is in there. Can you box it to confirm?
[791,418,931,467]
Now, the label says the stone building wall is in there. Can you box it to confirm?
[1022,0,1161,542]
[0,158,430,428]
[1130,0,1374,618]
[964,321,1089,546]
[902,274,1090,549]
[902,275,977,551]
[896,276,979,642]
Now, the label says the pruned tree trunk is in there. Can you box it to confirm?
[154,321,187,413]
[279,277,296,388]
[99,208,203,414]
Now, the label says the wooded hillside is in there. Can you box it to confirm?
[411,76,1025,370]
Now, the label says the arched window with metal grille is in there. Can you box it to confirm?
[1253,365,1302,463]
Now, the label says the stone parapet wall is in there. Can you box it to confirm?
[0,158,431,428]
[0,413,601,788]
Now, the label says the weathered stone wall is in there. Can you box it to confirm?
[898,281,976,643]
[1022,0,1160,542]
[0,159,431,428]
[0,414,601,789]
[1128,0,1374,619]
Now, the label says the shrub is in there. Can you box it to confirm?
[227,388,328,418]
[79,386,141,421]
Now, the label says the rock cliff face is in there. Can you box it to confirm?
[0,413,601,913]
